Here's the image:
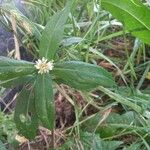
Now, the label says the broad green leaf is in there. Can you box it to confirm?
[0,56,35,81]
[39,1,71,60]
[34,74,55,129]
[105,111,138,124]
[52,61,116,91]
[14,86,38,139]
[101,0,150,44]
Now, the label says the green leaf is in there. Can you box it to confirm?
[101,140,123,150]
[60,131,122,150]
[34,74,55,129]
[0,75,34,88]
[101,0,150,44]
[0,56,35,81]
[106,111,137,124]
[39,1,71,60]
[14,86,38,139]
[53,61,116,91]
[0,141,6,150]
[80,132,103,150]
[123,143,142,150]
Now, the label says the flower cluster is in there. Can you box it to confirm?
[35,57,54,74]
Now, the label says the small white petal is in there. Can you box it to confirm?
[42,57,47,63]
[38,59,42,63]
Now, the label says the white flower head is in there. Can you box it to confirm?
[34,57,54,74]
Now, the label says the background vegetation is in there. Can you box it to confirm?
[0,0,150,149]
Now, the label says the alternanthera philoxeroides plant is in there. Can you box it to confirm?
[0,2,116,139]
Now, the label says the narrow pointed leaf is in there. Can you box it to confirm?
[14,86,38,139]
[101,0,150,44]
[34,74,55,129]
[39,2,71,59]
[52,61,116,91]
[0,56,35,81]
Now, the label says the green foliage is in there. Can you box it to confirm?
[34,74,55,129]
[0,0,115,140]
[14,87,38,139]
[123,143,142,150]
[0,57,35,81]
[39,1,72,60]
[0,140,6,150]
[60,131,123,150]
[0,75,34,88]
[0,0,150,149]
[0,112,17,148]
[53,61,116,91]
[101,0,150,44]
